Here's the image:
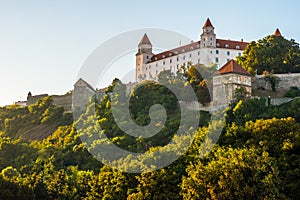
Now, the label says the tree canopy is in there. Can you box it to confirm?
[237,34,300,75]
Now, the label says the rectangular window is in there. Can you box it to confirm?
[216,50,219,54]
[177,57,179,62]
[198,59,200,63]
[183,55,185,60]
[198,51,200,56]
[238,52,241,56]
[189,54,192,58]
[177,64,179,69]
[215,57,219,63]
[227,51,230,56]
[163,61,165,65]
[170,59,172,63]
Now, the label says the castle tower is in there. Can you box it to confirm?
[213,60,252,106]
[273,28,282,37]
[200,18,216,48]
[136,33,153,82]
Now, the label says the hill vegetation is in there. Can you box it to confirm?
[0,73,299,199]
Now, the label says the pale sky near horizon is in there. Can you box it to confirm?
[0,0,299,106]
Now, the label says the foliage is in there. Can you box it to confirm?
[237,34,300,75]
[263,72,281,91]
[0,78,299,199]
[285,86,300,97]
[234,86,249,101]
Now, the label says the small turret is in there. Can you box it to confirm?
[200,18,216,48]
[273,28,282,37]
[136,33,154,81]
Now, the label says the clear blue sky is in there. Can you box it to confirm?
[0,0,299,106]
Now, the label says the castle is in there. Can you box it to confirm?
[136,18,248,82]
[16,18,300,111]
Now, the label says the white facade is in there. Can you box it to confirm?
[136,18,248,82]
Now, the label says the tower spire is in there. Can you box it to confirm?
[273,28,282,37]
[203,18,214,29]
[138,33,152,46]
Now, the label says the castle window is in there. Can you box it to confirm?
[203,43,206,47]
[149,65,151,69]
[238,52,242,56]
[203,38,206,41]
[146,55,149,59]
[156,63,158,67]
[216,50,219,54]
[183,55,185,60]
[225,44,229,48]
[177,64,179,69]
[156,70,158,74]
[177,57,179,62]
[227,51,230,56]
[215,57,219,62]
[198,51,200,55]
[210,43,212,46]
[146,67,147,70]
[189,54,192,58]
[198,59,200,63]
[210,37,212,41]
[163,61,165,65]
[210,51,212,54]
[227,58,230,62]
[170,59,172,63]
[236,45,240,49]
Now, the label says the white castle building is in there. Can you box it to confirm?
[136,18,248,81]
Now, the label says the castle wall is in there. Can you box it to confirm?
[252,73,300,91]
[52,93,72,111]
[27,94,48,105]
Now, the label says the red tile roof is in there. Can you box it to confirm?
[139,33,152,45]
[147,39,248,63]
[149,41,200,62]
[273,28,282,37]
[216,39,248,50]
[203,18,214,28]
[217,59,251,76]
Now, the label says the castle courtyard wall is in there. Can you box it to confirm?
[252,73,300,91]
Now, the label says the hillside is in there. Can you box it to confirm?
[0,79,299,199]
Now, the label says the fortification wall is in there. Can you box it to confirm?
[252,73,300,91]
[27,94,48,105]
[52,93,72,111]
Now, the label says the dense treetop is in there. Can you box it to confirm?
[237,34,300,75]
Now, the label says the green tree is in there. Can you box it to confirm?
[237,34,300,75]
[181,147,286,200]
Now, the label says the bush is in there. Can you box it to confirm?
[285,86,300,98]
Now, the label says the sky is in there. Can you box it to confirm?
[0,0,299,106]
